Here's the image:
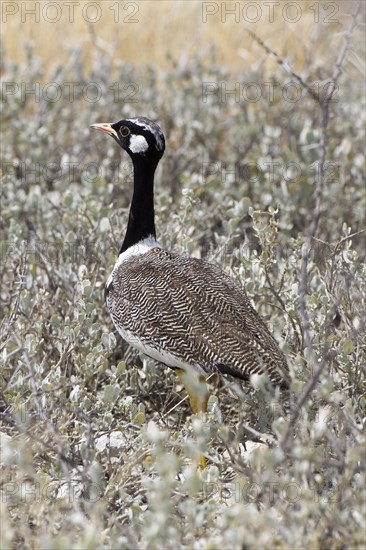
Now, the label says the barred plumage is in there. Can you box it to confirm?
[91,116,290,416]
[106,246,290,388]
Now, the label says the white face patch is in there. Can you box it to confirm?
[129,134,149,154]
[129,118,164,152]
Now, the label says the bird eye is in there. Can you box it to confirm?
[119,126,130,137]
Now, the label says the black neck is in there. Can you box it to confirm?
[119,159,157,254]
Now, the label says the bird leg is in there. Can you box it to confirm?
[176,369,209,469]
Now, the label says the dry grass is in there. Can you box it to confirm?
[3,0,363,75]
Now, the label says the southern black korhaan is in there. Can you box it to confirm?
[91,117,290,466]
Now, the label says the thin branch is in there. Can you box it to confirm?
[325,2,363,103]
[245,29,320,104]
[265,271,302,350]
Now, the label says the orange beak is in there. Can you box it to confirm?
[90,123,118,139]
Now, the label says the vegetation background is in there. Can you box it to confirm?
[1,0,365,548]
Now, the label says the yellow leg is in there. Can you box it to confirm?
[198,454,207,470]
[176,369,209,469]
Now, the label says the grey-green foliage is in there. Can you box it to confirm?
[1,46,365,549]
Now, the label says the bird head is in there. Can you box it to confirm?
[90,116,165,166]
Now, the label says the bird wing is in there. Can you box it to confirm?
[107,248,290,388]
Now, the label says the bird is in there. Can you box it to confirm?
[91,116,290,467]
